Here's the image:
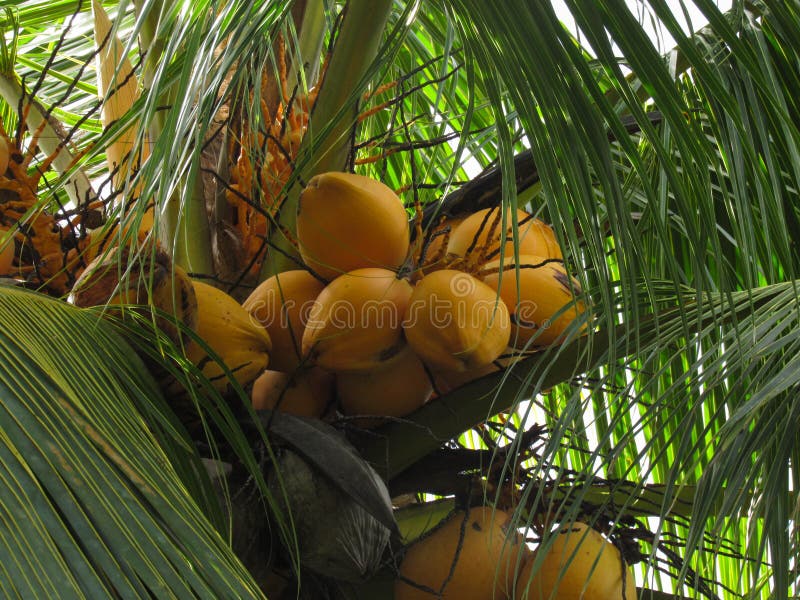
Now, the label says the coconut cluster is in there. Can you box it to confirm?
[243,171,587,426]
[395,512,636,600]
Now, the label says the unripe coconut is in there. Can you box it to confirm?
[404,269,510,372]
[269,449,391,581]
[252,367,333,417]
[302,267,413,372]
[395,506,526,599]
[243,270,325,372]
[338,345,432,427]
[447,207,562,265]
[297,172,410,281]
[482,255,586,348]
[515,522,636,600]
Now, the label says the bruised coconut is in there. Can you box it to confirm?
[515,522,636,600]
[482,255,586,348]
[297,172,410,281]
[251,367,333,418]
[395,506,527,599]
[338,345,432,427]
[302,267,413,372]
[404,270,510,372]
[447,207,562,267]
[70,240,197,346]
[243,269,325,372]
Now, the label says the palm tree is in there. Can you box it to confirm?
[0,0,797,598]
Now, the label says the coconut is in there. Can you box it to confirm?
[268,449,391,582]
[395,506,527,599]
[297,172,410,281]
[403,269,510,372]
[338,345,432,427]
[302,267,413,372]
[482,255,586,348]
[243,269,325,372]
[251,367,333,418]
[446,207,562,266]
[514,522,636,600]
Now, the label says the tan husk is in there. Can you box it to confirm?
[70,242,198,346]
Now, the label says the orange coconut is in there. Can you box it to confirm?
[404,269,510,372]
[482,255,586,348]
[395,506,526,600]
[447,207,562,266]
[430,361,501,396]
[296,172,410,281]
[251,367,333,418]
[302,267,413,372]
[338,345,432,427]
[243,270,326,372]
[515,522,636,600]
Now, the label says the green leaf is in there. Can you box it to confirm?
[0,284,264,598]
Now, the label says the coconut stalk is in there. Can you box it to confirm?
[258,0,394,281]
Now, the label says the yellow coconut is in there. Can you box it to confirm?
[302,267,413,372]
[446,207,562,264]
[404,269,510,372]
[243,269,326,372]
[395,506,526,600]
[482,255,586,348]
[184,280,272,393]
[338,345,432,427]
[251,367,333,418]
[515,522,636,600]
[297,172,410,281]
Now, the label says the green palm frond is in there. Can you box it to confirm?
[0,283,262,597]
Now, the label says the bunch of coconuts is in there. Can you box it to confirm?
[394,508,636,600]
[244,171,587,426]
